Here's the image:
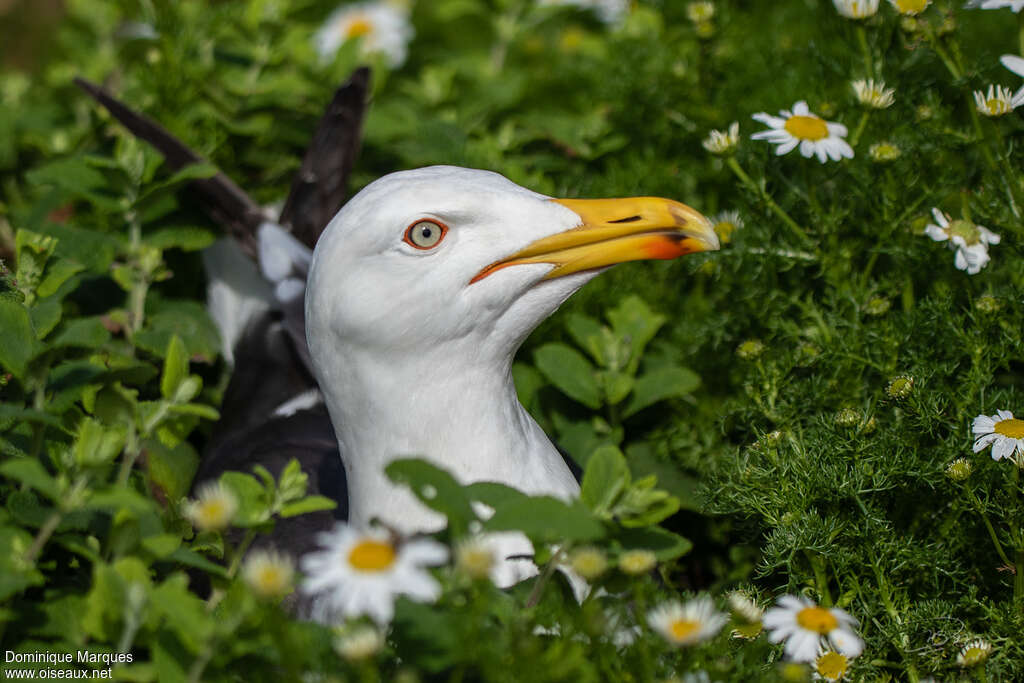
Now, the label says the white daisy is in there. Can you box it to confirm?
[924,208,1000,275]
[973,84,1024,116]
[242,548,295,599]
[301,524,448,625]
[814,649,852,681]
[334,624,385,661]
[852,79,895,109]
[965,0,1024,10]
[956,638,993,666]
[751,101,854,163]
[185,481,238,532]
[647,596,728,646]
[702,122,740,155]
[711,210,743,244]
[973,409,1024,464]
[888,0,932,14]
[833,0,881,18]
[454,535,496,581]
[537,0,630,24]
[314,2,413,67]
[762,595,863,662]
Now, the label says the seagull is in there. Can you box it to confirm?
[73,73,719,593]
[305,165,719,585]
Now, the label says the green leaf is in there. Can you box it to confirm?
[0,458,59,500]
[511,362,545,415]
[30,297,63,339]
[167,547,228,578]
[277,458,308,504]
[149,573,213,653]
[73,417,126,466]
[0,526,44,600]
[605,295,666,374]
[50,316,111,349]
[580,445,630,516]
[0,299,39,377]
[613,527,692,561]
[37,258,84,298]
[144,225,216,252]
[614,476,680,528]
[135,300,221,362]
[220,471,271,526]
[463,481,530,509]
[623,365,700,417]
[141,533,182,558]
[533,342,601,409]
[26,156,107,195]
[600,370,634,405]
[279,495,338,518]
[386,458,477,535]
[145,438,199,501]
[161,334,189,400]
[564,312,606,365]
[485,495,604,544]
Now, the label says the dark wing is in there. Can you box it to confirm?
[73,77,263,258]
[278,66,371,250]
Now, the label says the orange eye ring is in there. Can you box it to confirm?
[403,218,449,250]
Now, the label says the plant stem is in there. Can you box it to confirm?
[870,557,920,683]
[24,510,63,564]
[726,157,813,248]
[965,489,1013,569]
[526,547,565,608]
[856,25,873,79]
[850,110,871,148]
[805,550,832,607]
[1019,10,1024,59]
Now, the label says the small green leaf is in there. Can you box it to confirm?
[606,296,666,374]
[600,370,634,405]
[30,298,63,339]
[279,495,338,518]
[564,312,606,365]
[161,335,189,400]
[533,342,601,409]
[613,527,692,561]
[485,495,604,544]
[37,258,84,298]
[50,316,111,349]
[0,299,39,377]
[580,445,630,516]
[386,458,476,536]
[0,458,59,501]
[220,471,271,526]
[623,365,700,417]
[145,438,199,501]
[73,417,126,466]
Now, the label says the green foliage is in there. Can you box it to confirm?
[2,0,1024,681]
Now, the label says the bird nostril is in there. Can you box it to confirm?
[607,215,642,224]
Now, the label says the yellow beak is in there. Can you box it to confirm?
[471,197,718,284]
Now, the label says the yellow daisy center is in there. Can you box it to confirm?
[995,418,1024,439]
[344,17,374,39]
[796,606,838,634]
[815,651,849,680]
[948,219,981,246]
[714,221,736,243]
[196,500,229,527]
[961,646,987,665]
[669,619,700,641]
[732,621,763,639]
[985,98,1010,116]
[784,115,829,141]
[894,0,929,13]
[348,539,397,571]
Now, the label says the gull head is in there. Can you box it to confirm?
[305,165,718,365]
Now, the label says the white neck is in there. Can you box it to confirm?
[315,342,580,533]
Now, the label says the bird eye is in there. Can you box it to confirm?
[404,219,448,250]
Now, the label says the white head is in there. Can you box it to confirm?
[304,165,717,531]
[306,165,717,367]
